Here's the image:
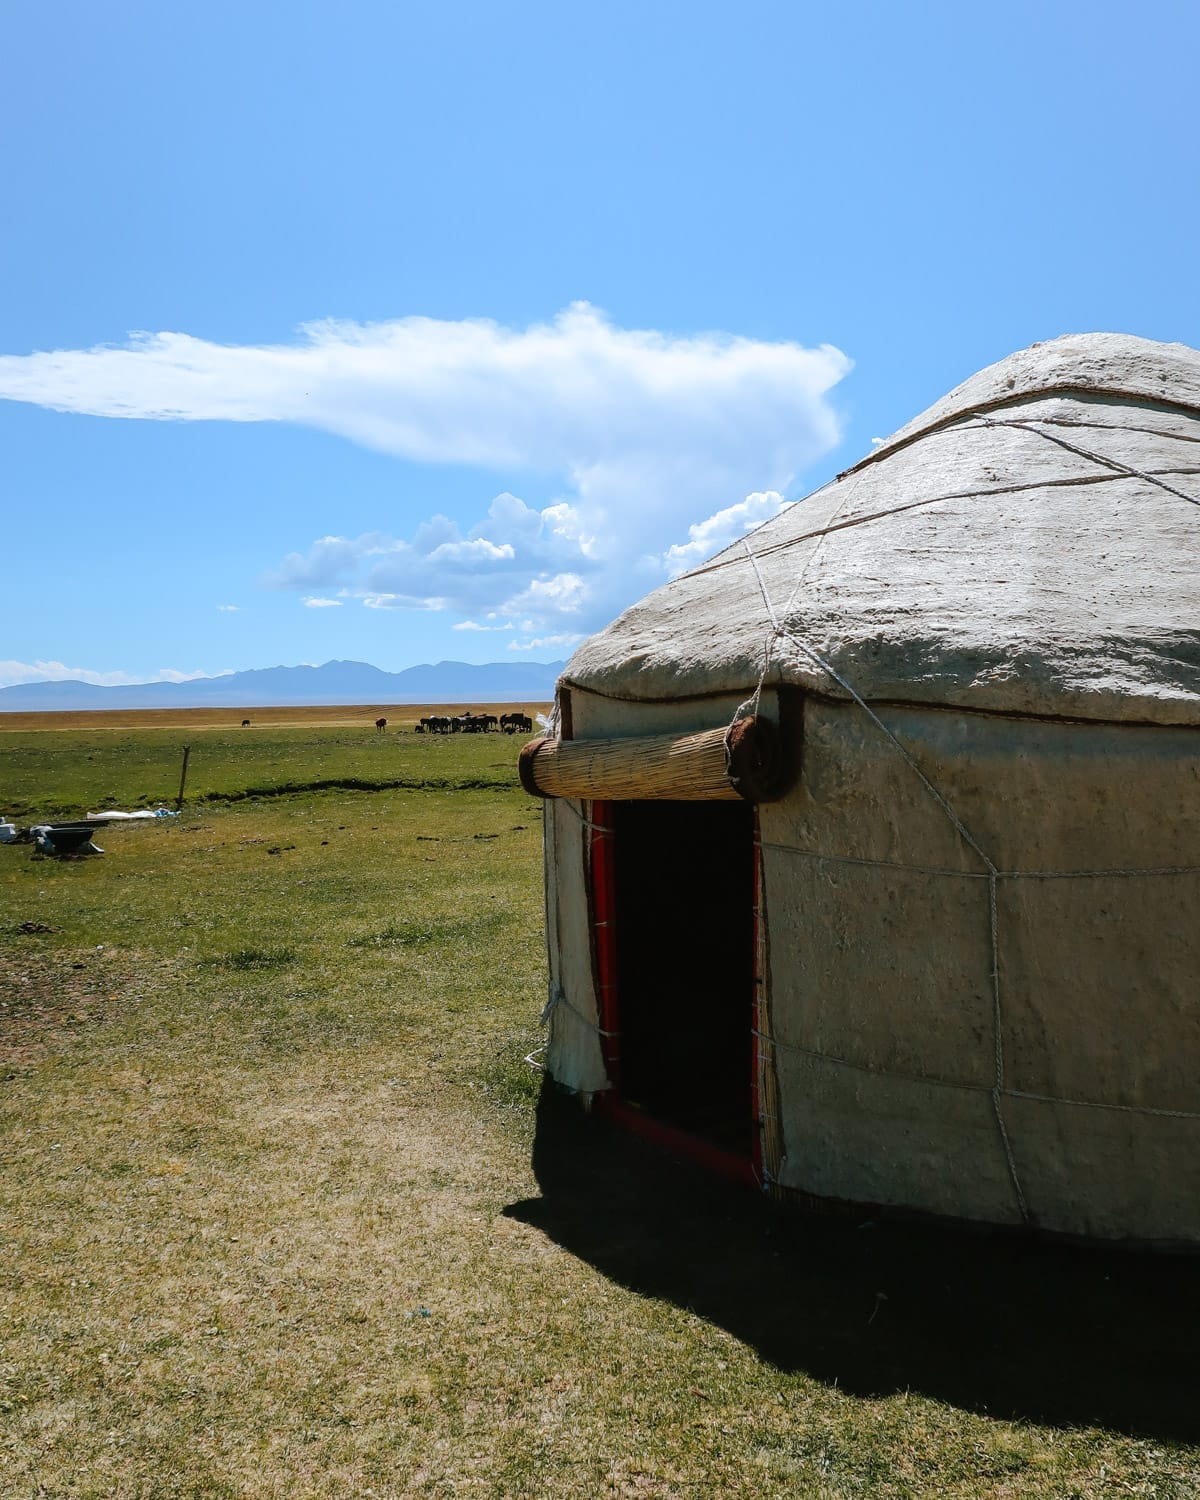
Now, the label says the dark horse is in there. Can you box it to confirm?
[375,717,388,733]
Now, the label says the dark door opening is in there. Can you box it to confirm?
[606,799,756,1157]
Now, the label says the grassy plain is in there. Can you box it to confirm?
[1,712,1198,1497]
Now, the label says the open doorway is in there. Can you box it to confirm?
[594,800,757,1160]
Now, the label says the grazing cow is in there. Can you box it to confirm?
[375,717,388,733]
[241,719,251,728]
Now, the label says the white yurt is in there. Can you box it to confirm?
[521,332,1200,1245]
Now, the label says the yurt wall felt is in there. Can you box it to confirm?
[545,688,1200,1241]
[542,795,608,1097]
[538,333,1200,1244]
[760,697,1200,1242]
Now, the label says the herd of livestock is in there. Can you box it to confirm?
[235,714,537,735]
[412,711,534,735]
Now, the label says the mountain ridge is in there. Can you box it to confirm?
[0,658,567,712]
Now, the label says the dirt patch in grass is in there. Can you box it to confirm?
[0,946,129,1072]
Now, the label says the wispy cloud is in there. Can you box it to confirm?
[0,304,848,468]
[269,495,597,641]
[216,603,240,612]
[302,596,343,608]
[659,490,790,577]
[0,305,852,649]
[507,633,585,652]
[357,592,448,612]
[0,660,219,689]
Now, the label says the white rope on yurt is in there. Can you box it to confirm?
[541,982,620,1039]
[551,797,609,836]
[669,395,1200,608]
[970,414,1200,508]
[740,543,994,870]
[740,540,1032,1220]
[750,1028,1200,1123]
[684,474,1152,585]
[760,842,1200,883]
[725,476,861,765]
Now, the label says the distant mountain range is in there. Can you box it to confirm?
[0,659,568,712]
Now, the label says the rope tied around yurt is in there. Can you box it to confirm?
[749,1027,1200,1123]
[759,841,1200,883]
[667,402,1200,598]
[969,413,1200,509]
[549,797,609,836]
[541,981,620,1039]
[739,539,1037,1220]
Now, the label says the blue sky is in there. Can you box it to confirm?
[2,0,1197,687]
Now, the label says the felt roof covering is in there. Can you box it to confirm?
[562,333,1200,725]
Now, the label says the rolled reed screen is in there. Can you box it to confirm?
[518,715,786,803]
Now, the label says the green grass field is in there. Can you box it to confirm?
[1,718,1198,1497]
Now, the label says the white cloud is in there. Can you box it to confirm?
[357,591,448,612]
[270,496,596,634]
[302,596,343,608]
[0,305,848,475]
[453,619,514,632]
[496,572,587,617]
[0,305,852,650]
[0,660,220,689]
[216,603,240,613]
[267,533,389,590]
[507,634,585,652]
[660,490,791,577]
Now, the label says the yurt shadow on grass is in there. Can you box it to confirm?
[511,331,1200,1442]
[507,1081,1200,1442]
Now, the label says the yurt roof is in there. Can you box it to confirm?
[563,333,1200,725]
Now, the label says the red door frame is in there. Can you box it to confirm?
[587,798,763,1188]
